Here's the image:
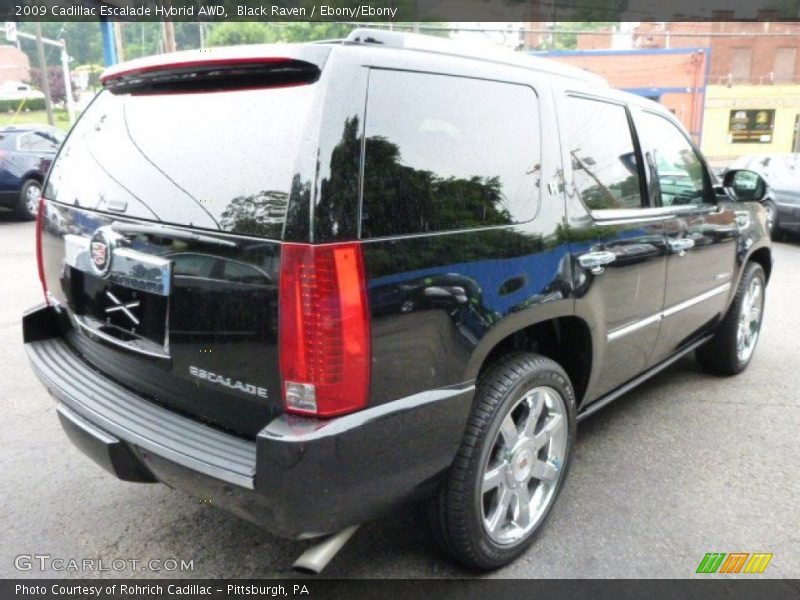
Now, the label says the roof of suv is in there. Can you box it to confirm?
[101,28,608,88]
[0,124,61,136]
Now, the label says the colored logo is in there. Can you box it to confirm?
[89,230,112,277]
[696,552,773,574]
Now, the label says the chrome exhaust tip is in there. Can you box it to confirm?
[292,525,359,575]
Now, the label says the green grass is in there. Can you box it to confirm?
[0,109,72,131]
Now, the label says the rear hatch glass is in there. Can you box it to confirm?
[46,83,316,238]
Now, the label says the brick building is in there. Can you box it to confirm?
[534,22,800,161]
[628,22,800,85]
[0,45,31,85]
[532,48,709,143]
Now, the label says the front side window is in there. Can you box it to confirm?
[361,69,541,238]
[564,96,643,211]
[638,112,710,207]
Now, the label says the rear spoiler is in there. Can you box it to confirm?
[101,45,330,95]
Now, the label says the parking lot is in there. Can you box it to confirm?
[1,214,798,579]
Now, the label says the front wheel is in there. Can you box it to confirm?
[428,353,576,570]
[696,262,766,375]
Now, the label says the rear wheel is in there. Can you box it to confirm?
[696,262,766,375]
[429,353,576,570]
[14,179,41,221]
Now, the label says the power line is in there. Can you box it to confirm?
[337,22,800,39]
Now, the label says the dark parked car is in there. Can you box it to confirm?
[0,125,64,220]
[23,30,772,573]
[727,153,800,237]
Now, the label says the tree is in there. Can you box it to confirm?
[276,22,354,43]
[219,190,289,237]
[29,66,75,104]
[18,22,102,67]
[205,22,356,47]
[206,22,279,47]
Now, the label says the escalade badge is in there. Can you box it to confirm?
[189,366,268,399]
[89,230,112,277]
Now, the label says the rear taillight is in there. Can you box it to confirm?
[35,196,48,305]
[279,242,371,417]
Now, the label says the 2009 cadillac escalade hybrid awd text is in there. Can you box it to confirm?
[23,30,772,571]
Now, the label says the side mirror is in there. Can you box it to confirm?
[723,169,767,202]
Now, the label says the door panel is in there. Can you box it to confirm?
[554,89,668,402]
[572,218,668,398]
[632,109,738,362]
[654,208,737,359]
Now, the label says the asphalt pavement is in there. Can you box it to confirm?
[1,214,798,579]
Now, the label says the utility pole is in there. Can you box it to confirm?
[113,22,125,62]
[13,29,77,125]
[59,39,76,125]
[99,21,118,66]
[163,22,176,53]
[34,22,54,127]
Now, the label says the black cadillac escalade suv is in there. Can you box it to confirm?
[23,30,772,572]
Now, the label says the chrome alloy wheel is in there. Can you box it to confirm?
[736,276,764,364]
[25,182,41,217]
[480,386,567,545]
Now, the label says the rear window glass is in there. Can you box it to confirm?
[563,96,643,211]
[361,69,541,238]
[45,87,315,238]
[19,130,62,152]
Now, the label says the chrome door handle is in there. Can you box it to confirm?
[577,250,616,274]
[668,238,695,256]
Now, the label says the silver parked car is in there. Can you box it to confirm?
[728,153,800,237]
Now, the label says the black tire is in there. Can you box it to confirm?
[762,199,778,239]
[13,179,42,221]
[428,352,577,570]
[696,262,766,376]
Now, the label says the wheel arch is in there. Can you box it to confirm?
[466,306,594,409]
[747,245,772,282]
[22,171,45,185]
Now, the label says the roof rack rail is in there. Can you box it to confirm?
[343,28,608,86]
[345,29,405,47]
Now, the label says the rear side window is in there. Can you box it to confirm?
[564,96,643,211]
[361,70,541,238]
[45,86,315,238]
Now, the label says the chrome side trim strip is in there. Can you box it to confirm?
[591,214,673,227]
[593,207,677,221]
[606,313,662,342]
[661,283,732,319]
[607,283,731,342]
[590,204,719,226]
